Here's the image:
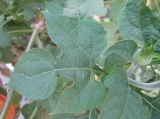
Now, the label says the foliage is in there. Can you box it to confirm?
[0,0,160,119]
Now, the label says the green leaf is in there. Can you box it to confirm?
[45,6,107,114]
[44,15,107,58]
[52,79,107,114]
[9,49,57,100]
[105,40,137,61]
[0,49,3,60]
[102,21,118,47]
[22,102,50,119]
[22,103,37,118]
[104,40,137,71]
[104,53,127,71]
[99,68,151,119]
[0,47,15,63]
[110,0,126,22]
[133,49,152,66]
[10,12,107,112]
[0,30,11,47]
[0,15,11,48]
[46,44,62,61]
[40,75,65,112]
[45,0,106,17]
[100,40,137,68]
[147,96,160,119]
[118,0,160,45]
[152,111,160,119]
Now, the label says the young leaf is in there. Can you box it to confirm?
[104,53,127,71]
[105,40,137,61]
[101,40,137,67]
[99,68,151,119]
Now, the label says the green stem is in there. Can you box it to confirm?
[143,97,160,113]
[154,0,160,15]
[8,29,32,34]
[26,26,40,52]
[29,106,38,119]
[127,63,138,76]
[35,36,44,48]
[0,16,15,28]
[88,109,92,119]
[128,77,160,90]
[0,89,14,119]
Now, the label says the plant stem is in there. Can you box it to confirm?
[88,109,92,119]
[35,36,44,48]
[128,77,160,90]
[8,29,32,34]
[26,26,40,52]
[127,62,138,76]
[0,89,14,119]
[154,0,160,15]
[143,97,160,113]
[0,16,15,28]
[29,106,38,119]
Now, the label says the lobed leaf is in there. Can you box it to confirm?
[99,68,151,119]
[44,4,108,114]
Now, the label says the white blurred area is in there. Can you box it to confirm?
[0,63,14,85]
[6,63,14,71]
